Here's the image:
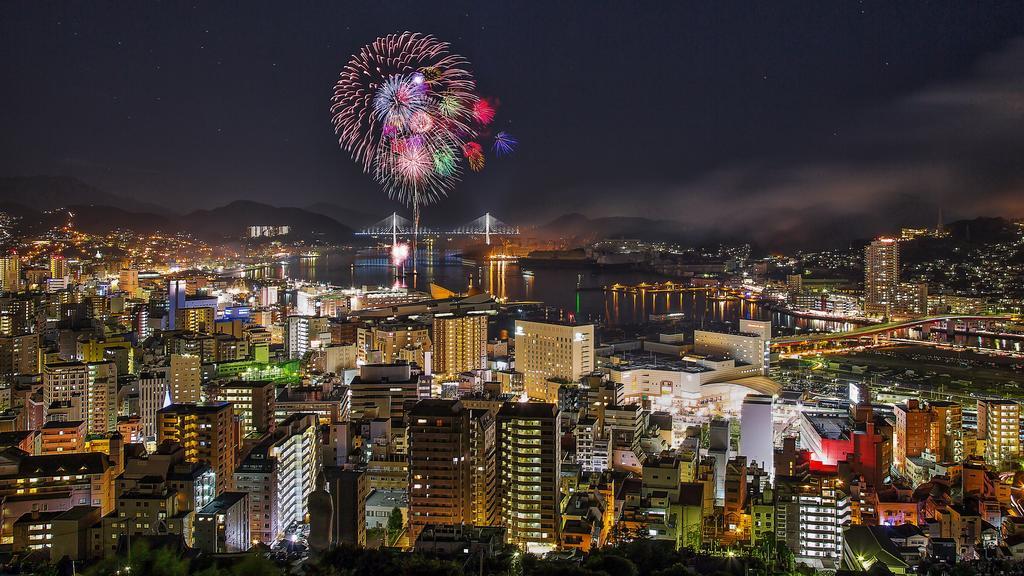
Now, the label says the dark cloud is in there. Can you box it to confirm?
[582,38,1024,248]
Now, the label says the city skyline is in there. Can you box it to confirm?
[3,4,1024,575]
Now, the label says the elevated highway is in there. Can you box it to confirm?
[771,314,1016,347]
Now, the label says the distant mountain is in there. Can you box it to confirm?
[66,204,172,233]
[0,198,354,242]
[180,200,354,241]
[0,176,169,214]
[304,202,379,230]
[534,213,691,242]
[944,217,1019,244]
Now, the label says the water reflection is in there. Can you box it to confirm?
[245,253,1014,346]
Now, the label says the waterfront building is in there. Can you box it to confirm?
[514,320,594,402]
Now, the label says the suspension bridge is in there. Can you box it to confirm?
[355,212,520,245]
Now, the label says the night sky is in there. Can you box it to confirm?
[2,2,1023,244]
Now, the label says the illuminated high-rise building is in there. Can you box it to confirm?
[118,268,139,297]
[214,380,276,437]
[182,306,215,334]
[157,401,237,494]
[348,362,423,421]
[42,361,89,420]
[49,254,67,280]
[978,399,1020,466]
[469,408,498,527]
[497,401,561,553]
[166,279,218,331]
[363,321,431,366]
[432,313,488,376]
[928,401,963,462]
[286,315,330,360]
[513,320,594,401]
[407,399,472,543]
[0,252,21,293]
[234,413,320,544]
[138,369,169,439]
[775,470,850,567]
[167,279,186,330]
[42,360,116,435]
[86,361,117,435]
[740,394,775,479]
[864,238,899,317]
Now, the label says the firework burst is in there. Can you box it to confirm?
[493,132,517,156]
[463,141,485,172]
[472,99,496,125]
[332,32,516,259]
[330,32,478,197]
[373,75,427,127]
[432,146,458,176]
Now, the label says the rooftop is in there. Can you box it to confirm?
[197,491,248,514]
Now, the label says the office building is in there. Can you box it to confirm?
[694,318,772,373]
[349,363,423,421]
[497,402,561,553]
[513,320,594,402]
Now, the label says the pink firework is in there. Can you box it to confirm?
[391,242,410,266]
[395,144,433,183]
[330,32,478,195]
[409,110,433,133]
